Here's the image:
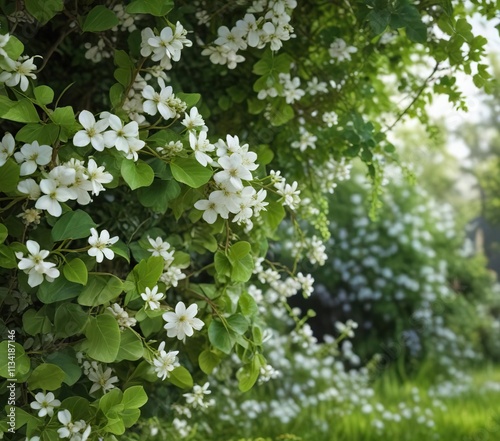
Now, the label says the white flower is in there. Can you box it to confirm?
[183,382,212,408]
[87,228,119,263]
[153,341,179,380]
[14,141,52,176]
[87,364,119,394]
[147,236,174,263]
[141,286,164,310]
[148,23,191,63]
[162,301,204,341]
[329,38,357,62]
[0,55,39,91]
[84,159,113,196]
[142,77,177,120]
[30,392,61,417]
[103,114,145,154]
[16,240,60,287]
[181,107,206,131]
[214,153,253,190]
[17,178,41,200]
[235,14,261,47]
[160,265,186,288]
[215,25,247,51]
[107,303,137,329]
[35,170,78,217]
[0,132,15,166]
[57,410,84,439]
[73,111,109,151]
[189,131,214,167]
[194,192,230,224]
[140,27,156,57]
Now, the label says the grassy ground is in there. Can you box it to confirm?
[238,365,500,441]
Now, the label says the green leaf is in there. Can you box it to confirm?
[121,160,155,190]
[60,396,90,421]
[0,159,20,192]
[50,106,76,127]
[122,385,148,409]
[136,179,180,212]
[116,329,143,361]
[268,98,294,126]
[22,308,52,336]
[110,240,130,263]
[63,258,88,285]
[0,224,7,243]
[238,291,258,316]
[208,320,232,354]
[85,314,121,363]
[170,157,213,188]
[46,351,82,386]
[54,303,88,337]
[34,85,54,105]
[227,313,248,335]
[25,0,64,23]
[176,92,201,108]
[237,356,262,392]
[262,199,285,231]
[126,0,174,16]
[16,123,60,145]
[51,210,96,241]
[114,67,132,87]
[99,388,123,414]
[0,341,30,378]
[168,366,193,389]
[83,5,119,32]
[110,83,124,108]
[0,244,17,268]
[1,35,24,60]
[199,349,220,374]
[228,241,254,283]
[37,276,81,303]
[135,256,164,285]
[214,251,231,278]
[368,9,391,35]
[28,363,65,391]
[0,97,40,123]
[78,275,123,306]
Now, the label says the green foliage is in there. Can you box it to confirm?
[0,0,497,439]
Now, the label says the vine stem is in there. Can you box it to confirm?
[37,27,77,73]
[383,61,441,133]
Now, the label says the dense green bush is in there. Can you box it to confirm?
[0,0,498,439]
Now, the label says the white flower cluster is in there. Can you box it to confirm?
[81,360,119,395]
[291,126,317,152]
[141,22,192,68]
[0,33,40,91]
[16,240,60,287]
[315,157,353,194]
[84,37,113,63]
[252,259,315,302]
[290,235,327,266]
[147,236,187,289]
[56,409,92,441]
[153,341,180,381]
[329,38,358,62]
[194,134,268,229]
[107,303,137,329]
[152,301,205,380]
[16,154,113,217]
[270,170,301,211]
[73,110,145,161]
[201,0,296,69]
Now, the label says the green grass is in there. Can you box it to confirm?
[235,365,500,441]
